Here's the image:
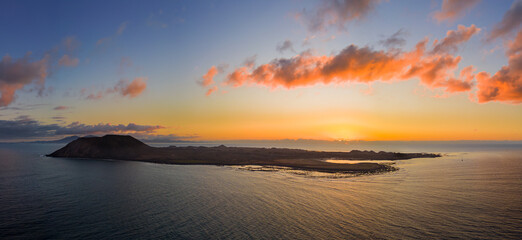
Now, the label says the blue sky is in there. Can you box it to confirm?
[0,0,521,141]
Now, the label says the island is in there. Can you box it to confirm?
[47,135,440,173]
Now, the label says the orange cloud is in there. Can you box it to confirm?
[201,66,218,86]
[116,77,147,98]
[206,86,218,96]
[84,77,147,100]
[0,54,48,106]
[476,30,522,103]
[432,0,480,23]
[222,25,480,95]
[58,54,79,67]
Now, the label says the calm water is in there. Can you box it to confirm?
[0,142,521,239]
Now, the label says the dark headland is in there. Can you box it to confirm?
[47,135,440,173]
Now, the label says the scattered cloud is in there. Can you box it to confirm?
[206,86,218,96]
[84,77,147,100]
[96,37,111,46]
[243,55,257,68]
[277,40,295,53]
[116,21,128,35]
[63,36,80,52]
[147,10,169,28]
[302,35,317,45]
[432,0,480,23]
[487,0,522,41]
[200,66,219,87]
[58,54,79,67]
[298,0,381,33]
[53,106,68,110]
[119,57,133,74]
[0,53,48,107]
[96,21,129,46]
[199,65,227,96]
[379,29,407,49]
[117,77,147,98]
[476,30,522,103]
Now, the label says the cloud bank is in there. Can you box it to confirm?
[208,25,479,96]
[0,115,164,141]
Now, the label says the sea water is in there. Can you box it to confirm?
[0,142,521,239]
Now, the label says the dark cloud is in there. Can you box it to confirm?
[54,122,163,135]
[488,0,522,41]
[379,29,407,48]
[277,40,295,53]
[0,103,49,111]
[0,116,58,139]
[299,0,381,32]
[0,116,165,140]
[51,116,66,122]
[432,0,480,23]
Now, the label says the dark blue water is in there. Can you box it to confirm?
[1,142,521,239]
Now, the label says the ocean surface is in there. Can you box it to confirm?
[1,141,521,239]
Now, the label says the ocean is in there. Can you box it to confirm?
[0,141,521,239]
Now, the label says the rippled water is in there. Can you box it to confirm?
[1,143,521,239]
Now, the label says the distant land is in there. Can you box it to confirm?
[29,136,87,144]
[47,135,440,173]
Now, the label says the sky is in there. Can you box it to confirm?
[1,0,522,142]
